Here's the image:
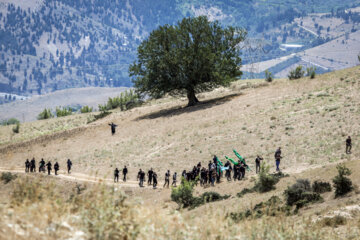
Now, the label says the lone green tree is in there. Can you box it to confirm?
[129,16,246,106]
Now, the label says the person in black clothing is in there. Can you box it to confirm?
[114,168,120,182]
[137,169,145,187]
[30,158,36,172]
[172,172,177,187]
[54,162,59,175]
[275,147,282,171]
[233,164,238,180]
[163,170,170,188]
[123,166,128,182]
[153,172,158,189]
[108,122,118,135]
[346,136,352,154]
[255,155,263,174]
[224,161,231,181]
[67,159,72,174]
[25,159,30,173]
[147,168,153,185]
[39,158,45,173]
[46,161,52,175]
[240,162,246,179]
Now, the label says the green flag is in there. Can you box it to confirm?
[233,149,252,171]
[216,156,223,166]
[225,156,238,165]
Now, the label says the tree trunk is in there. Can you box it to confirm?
[186,88,199,107]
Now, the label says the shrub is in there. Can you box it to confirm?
[171,179,196,208]
[284,179,322,209]
[333,164,353,198]
[320,215,347,228]
[306,67,316,79]
[312,181,332,193]
[105,89,142,111]
[191,192,230,208]
[55,106,73,117]
[254,164,279,193]
[12,122,20,133]
[171,179,229,208]
[237,188,255,198]
[288,66,305,80]
[80,105,93,113]
[228,196,285,222]
[265,70,273,82]
[1,172,17,184]
[1,118,20,126]
[37,108,53,120]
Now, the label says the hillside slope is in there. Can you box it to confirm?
[0,67,359,239]
[0,66,358,180]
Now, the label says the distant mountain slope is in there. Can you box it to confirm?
[0,0,359,95]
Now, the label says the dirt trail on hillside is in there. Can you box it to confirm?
[0,167,158,189]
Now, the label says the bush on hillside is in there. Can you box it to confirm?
[1,118,20,126]
[333,164,353,198]
[228,196,286,222]
[80,105,93,113]
[306,67,316,79]
[265,70,273,82]
[319,215,347,228]
[12,122,20,133]
[312,180,332,193]
[55,106,73,117]
[171,178,196,208]
[171,179,229,208]
[37,108,54,120]
[105,89,142,111]
[1,172,17,184]
[237,187,255,198]
[288,66,305,80]
[284,179,322,209]
[254,164,280,193]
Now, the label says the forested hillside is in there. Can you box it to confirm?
[0,0,359,95]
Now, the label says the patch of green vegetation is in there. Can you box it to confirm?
[288,66,305,80]
[228,196,290,223]
[1,172,17,184]
[237,166,289,198]
[319,215,347,228]
[56,106,73,117]
[284,179,323,210]
[37,108,54,120]
[333,164,353,198]
[0,118,20,126]
[171,179,230,209]
[312,181,332,193]
[80,106,93,113]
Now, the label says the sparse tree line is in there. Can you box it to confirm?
[36,89,141,121]
[264,65,317,82]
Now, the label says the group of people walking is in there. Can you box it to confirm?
[24,135,353,189]
[25,158,72,175]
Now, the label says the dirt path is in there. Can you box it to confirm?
[0,167,161,189]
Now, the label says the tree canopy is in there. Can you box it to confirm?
[129,16,247,106]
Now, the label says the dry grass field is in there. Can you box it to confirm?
[0,66,359,239]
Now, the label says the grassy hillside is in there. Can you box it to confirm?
[0,66,359,239]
